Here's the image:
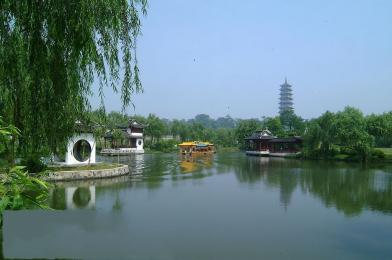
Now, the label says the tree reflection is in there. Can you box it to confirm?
[49,153,392,217]
[232,156,392,216]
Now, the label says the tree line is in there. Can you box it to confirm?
[88,107,392,161]
[304,107,392,161]
[88,110,306,151]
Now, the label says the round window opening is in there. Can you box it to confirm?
[73,139,91,162]
[138,140,142,146]
[72,187,91,208]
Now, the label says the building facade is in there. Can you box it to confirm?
[245,130,302,156]
[101,120,145,155]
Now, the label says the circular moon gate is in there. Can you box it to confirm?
[72,187,92,208]
[73,139,92,162]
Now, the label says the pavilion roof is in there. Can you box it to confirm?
[129,120,147,129]
[244,129,276,140]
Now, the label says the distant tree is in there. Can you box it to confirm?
[145,114,166,144]
[261,116,285,137]
[317,111,336,154]
[304,107,374,161]
[170,119,189,141]
[279,110,305,135]
[111,129,124,148]
[215,115,236,128]
[193,114,213,128]
[303,119,323,154]
[88,107,107,126]
[189,123,206,140]
[213,128,236,147]
[303,111,337,158]
[234,119,262,149]
[106,112,129,128]
[366,112,392,147]
[333,107,373,161]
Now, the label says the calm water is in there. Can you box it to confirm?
[6,153,392,259]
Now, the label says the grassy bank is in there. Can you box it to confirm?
[375,148,392,161]
[299,147,392,163]
[216,147,240,152]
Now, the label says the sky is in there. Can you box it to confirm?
[91,0,392,120]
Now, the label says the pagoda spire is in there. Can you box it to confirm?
[279,78,294,115]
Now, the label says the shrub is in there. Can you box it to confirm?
[21,156,47,173]
[0,166,50,224]
[149,140,177,152]
[370,149,386,160]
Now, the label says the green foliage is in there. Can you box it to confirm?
[88,108,392,159]
[366,112,392,147]
[0,0,147,161]
[334,107,373,161]
[279,110,305,135]
[170,119,189,141]
[0,166,50,223]
[0,119,50,226]
[213,128,236,147]
[0,116,20,164]
[234,119,262,149]
[111,128,125,148]
[370,149,386,160]
[303,107,380,161]
[261,116,285,137]
[148,140,177,153]
[145,114,166,144]
[215,115,236,128]
[20,156,47,173]
[106,112,130,129]
[303,111,336,157]
[192,114,213,128]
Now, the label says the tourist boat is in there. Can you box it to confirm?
[178,141,216,156]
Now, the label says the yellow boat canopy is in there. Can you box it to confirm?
[178,141,214,147]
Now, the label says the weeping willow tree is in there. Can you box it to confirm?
[0,0,147,161]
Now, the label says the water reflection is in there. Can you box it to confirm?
[50,153,392,216]
[225,155,392,216]
[50,186,96,210]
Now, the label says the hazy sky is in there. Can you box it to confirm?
[91,0,392,120]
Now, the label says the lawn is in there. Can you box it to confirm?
[376,148,392,154]
[375,148,392,160]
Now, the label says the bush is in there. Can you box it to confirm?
[370,149,386,160]
[149,140,177,152]
[0,166,50,224]
[340,146,356,156]
[21,156,47,173]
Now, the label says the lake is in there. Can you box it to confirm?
[4,152,392,259]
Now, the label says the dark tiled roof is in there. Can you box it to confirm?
[75,120,93,133]
[129,120,146,128]
[244,130,276,140]
[245,129,303,143]
[104,129,129,139]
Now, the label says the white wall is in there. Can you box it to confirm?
[136,138,144,151]
[65,133,96,165]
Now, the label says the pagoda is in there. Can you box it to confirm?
[279,77,294,115]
